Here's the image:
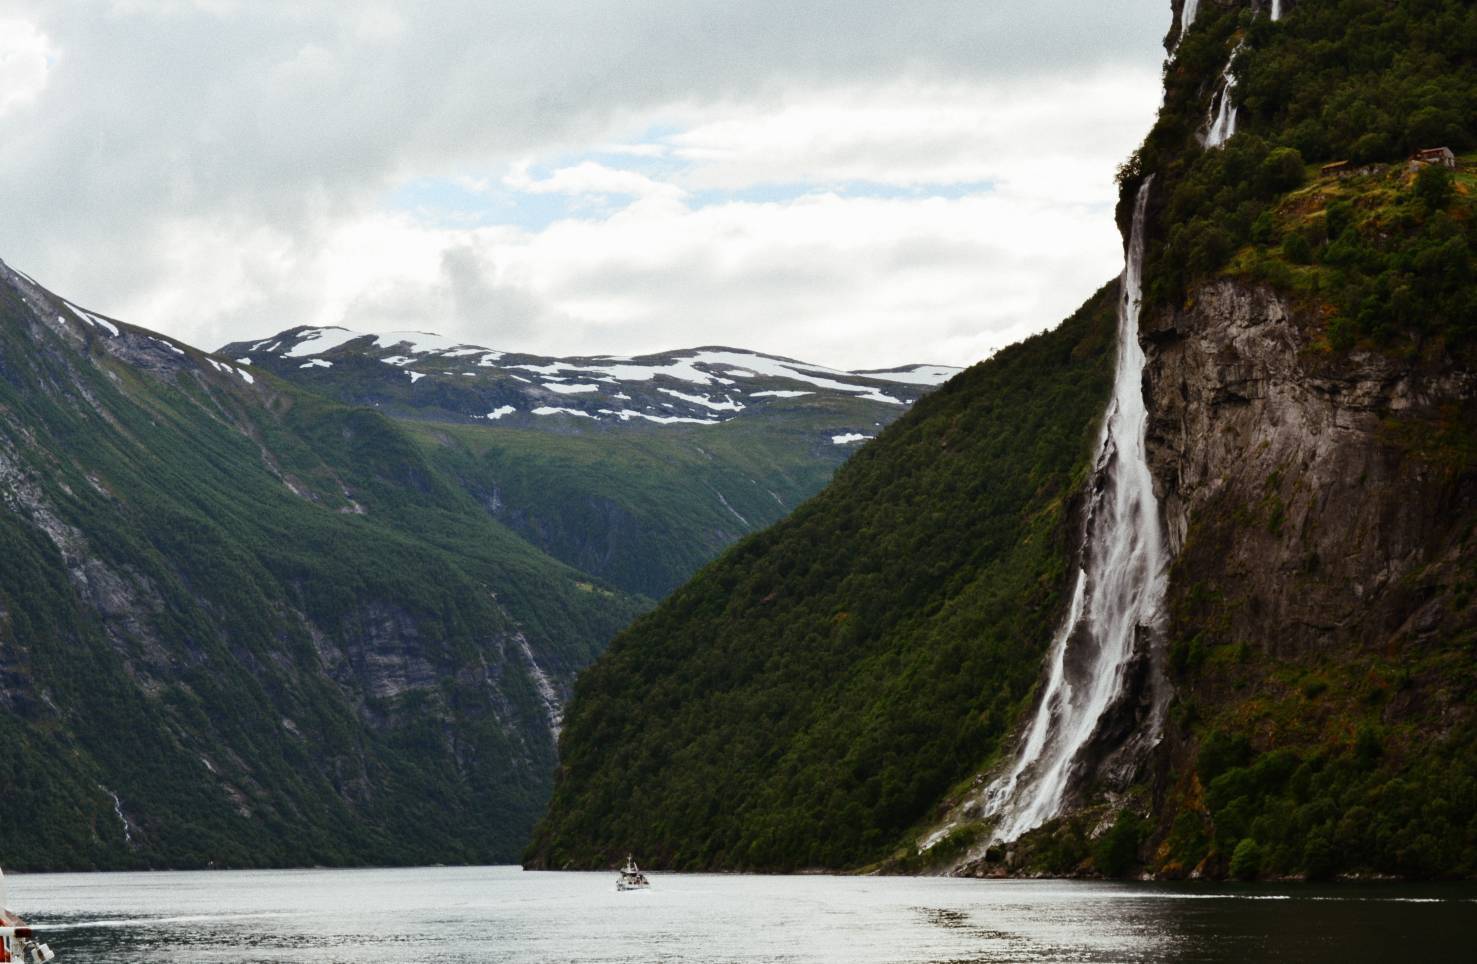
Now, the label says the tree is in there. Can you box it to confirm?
[1260,147,1306,195]
[1415,164,1454,211]
[1230,837,1263,879]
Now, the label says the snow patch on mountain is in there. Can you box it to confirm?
[374,331,481,356]
[853,365,960,386]
[64,301,120,337]
[284,327,365,358]
[659,388,745,412]
[533,406,596,419]
[600,409,721,426]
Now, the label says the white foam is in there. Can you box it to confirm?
[831,433,873,445]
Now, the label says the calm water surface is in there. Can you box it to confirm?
[10,866,1475,963]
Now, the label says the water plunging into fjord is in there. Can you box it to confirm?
[979,178,1168,843]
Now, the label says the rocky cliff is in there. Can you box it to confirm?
[1147,280,1476,660]
[1137,278,1477,878]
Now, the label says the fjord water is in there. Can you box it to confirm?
[12,867,1473,963]
[980,178,1167,843]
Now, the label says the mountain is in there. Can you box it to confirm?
[0,254,952,871]
[524,285,1120,870]
[223,328,955,598]
[529,0,1477,880]
[0,258,667,870]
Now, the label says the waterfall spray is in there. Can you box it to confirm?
[977,178,1168,844]
[1204,42,1244,148]
[1271,0,1283,21]
[1175,0,1201,50]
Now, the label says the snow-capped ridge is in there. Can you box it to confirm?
[223,329,950,433]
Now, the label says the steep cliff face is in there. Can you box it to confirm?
[1140,279,1477,878]
[1147,280,1475,658]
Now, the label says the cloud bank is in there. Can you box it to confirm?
[0,0,1170,368]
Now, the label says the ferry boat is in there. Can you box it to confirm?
[616,854,650,892]
[0,868,56,962]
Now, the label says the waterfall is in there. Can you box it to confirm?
[1271,0,1283,20]
[1204,42,1244,148]
[107,788,135,846]
[978,178,1168,843]
[1175,0,1201,49]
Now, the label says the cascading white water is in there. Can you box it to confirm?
[1271,0,1283,21]
[1175,0,1201,50]
[1204,42,1244,148]
[978,178,1168,843]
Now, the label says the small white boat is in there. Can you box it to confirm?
[0,867,57,962]
[616,854,650,892]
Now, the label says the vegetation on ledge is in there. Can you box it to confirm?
[1125,0,1477,352]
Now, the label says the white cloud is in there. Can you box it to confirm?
[0,0,1172,369]
[0,19,53,116]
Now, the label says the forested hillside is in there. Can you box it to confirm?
[525,284,1117,870]
[0,261,644,869]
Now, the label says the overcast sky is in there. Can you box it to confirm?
[0,1,1170,369]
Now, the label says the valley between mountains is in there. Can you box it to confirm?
[2,0,1474,888]
[0,257,949,870]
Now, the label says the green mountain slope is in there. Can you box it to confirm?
[0,261,646,870]
[525,283,1117,870]
[403,415,853,600]
[222,328,953,599]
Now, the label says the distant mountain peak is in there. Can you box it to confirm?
[225,325,960,431]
